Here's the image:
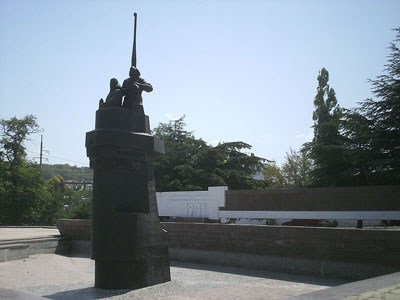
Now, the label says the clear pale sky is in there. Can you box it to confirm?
[0,0,399,167]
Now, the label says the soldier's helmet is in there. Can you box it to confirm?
[129,66,141,78]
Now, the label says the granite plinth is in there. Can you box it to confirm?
[85,106,170,289]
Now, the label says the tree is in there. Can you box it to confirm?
[153,116,212,191]
[39,175,68,224]
[0,115,69,225]
[0,115,44,225]
[153,116,266,191]
[305,68,349,186]
[281,148,312,187]
[262,148,312,188]
[215,142,266,190]
[262,162,285,188]
[343,28,400,185]
[0,115,39,166]
[41,164,93,182]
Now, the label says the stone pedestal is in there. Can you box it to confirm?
[85,107,170,289]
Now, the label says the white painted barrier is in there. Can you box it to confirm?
[156,186,227,220]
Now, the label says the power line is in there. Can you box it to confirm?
[42,154,89,166]
[26,150,89,166]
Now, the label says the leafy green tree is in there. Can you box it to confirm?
[262,148,312,188]
[153,116,266,191]
[281,148,313,187]
[305,68,349,186]
[0,162,46,225]
[262,162,285,188]
[0,116,73,225]
[0,115,39,166]
[343,28,400,185]
[0,115,44,225]
[38,175,67,224]
[63,188,92,219]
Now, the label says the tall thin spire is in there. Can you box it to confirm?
[131,13,137,67]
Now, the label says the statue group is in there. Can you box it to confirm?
[100,66,153,115]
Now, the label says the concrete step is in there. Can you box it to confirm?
[0,243,29,262]
[0,237,69,262]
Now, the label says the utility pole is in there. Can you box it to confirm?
[34,135,48,166]
[40,135,43,166]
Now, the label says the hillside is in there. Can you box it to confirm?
[41,164,93,182]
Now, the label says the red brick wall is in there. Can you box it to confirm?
[162,222,400,267]
[222,185,400,211]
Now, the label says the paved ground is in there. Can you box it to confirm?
[0,254,346,300]
[1,227,399,300]
[285,272,400,300]
[343,285,400,300]
[0,227,60,242]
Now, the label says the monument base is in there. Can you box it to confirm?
[86,107,170,290]
[95,256,170,289]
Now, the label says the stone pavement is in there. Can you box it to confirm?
[1,227,399,300]
[343,284,400,300]
[284,271,400,300]
[0,254,346,300]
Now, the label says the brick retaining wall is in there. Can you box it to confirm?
[162,222,400,279]
[56,219,400,279]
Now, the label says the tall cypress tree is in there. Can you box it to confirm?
[306,68,349,186]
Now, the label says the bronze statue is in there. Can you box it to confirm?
[122,67,153,113]
[99,13,152,115]
[105,78,123,107]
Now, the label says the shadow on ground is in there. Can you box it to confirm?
[42,256,348,300]
[169,260,349,287]
[44,287,130,300]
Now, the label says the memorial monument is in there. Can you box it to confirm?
[85,13,171,289]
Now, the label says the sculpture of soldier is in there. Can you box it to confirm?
[122,66,153,114]
[104,78,124,107]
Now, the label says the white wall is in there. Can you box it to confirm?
[157,186,227,220]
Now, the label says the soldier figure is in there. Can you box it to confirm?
[122,66,153,114]
[105,78,123,107]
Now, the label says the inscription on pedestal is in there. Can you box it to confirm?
[90,157,145,172]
